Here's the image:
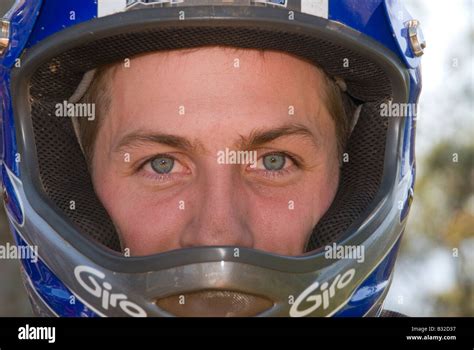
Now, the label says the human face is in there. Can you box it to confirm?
[91,47,340,256]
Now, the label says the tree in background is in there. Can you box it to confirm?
[415,142,474,316]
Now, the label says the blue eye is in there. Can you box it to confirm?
[263,153,286,171]
[150,157,174,174]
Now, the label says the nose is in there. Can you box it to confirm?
[179,164,254,249]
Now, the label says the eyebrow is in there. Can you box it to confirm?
[238,123,320,150]
[113,131,204,154]
[113,123,319,154]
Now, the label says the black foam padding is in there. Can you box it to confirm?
[306,102,388,250]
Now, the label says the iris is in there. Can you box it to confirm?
[151,157,174,174]
[263,153,286,171]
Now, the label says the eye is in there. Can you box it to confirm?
[262,153,286,171]
[245,151,300,181]
[140,154,189,180]
[253,152,295,172]
[150,156,175,174]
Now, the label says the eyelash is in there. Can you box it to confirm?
[135,152,301,182]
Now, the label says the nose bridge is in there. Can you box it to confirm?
[180,160,253,248]
[202,162,236,215]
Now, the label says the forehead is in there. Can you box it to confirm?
[104,47,328,135]
[110,47,325,101]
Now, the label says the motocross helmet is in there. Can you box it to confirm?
[0,0,423,317]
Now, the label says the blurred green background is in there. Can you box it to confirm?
[0,0,472,316]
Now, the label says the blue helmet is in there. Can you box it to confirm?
[0,0,423,317]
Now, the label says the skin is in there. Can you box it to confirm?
[91,47,340,256]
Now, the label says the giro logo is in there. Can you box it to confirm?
[289,269,356,317]
[74,265,146,317]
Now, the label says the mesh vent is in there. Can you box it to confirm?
[28,24,392,252]
[155,290,273,317]
[30,101,121,250]
[306,102,389,250]
[380,309,408,317]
